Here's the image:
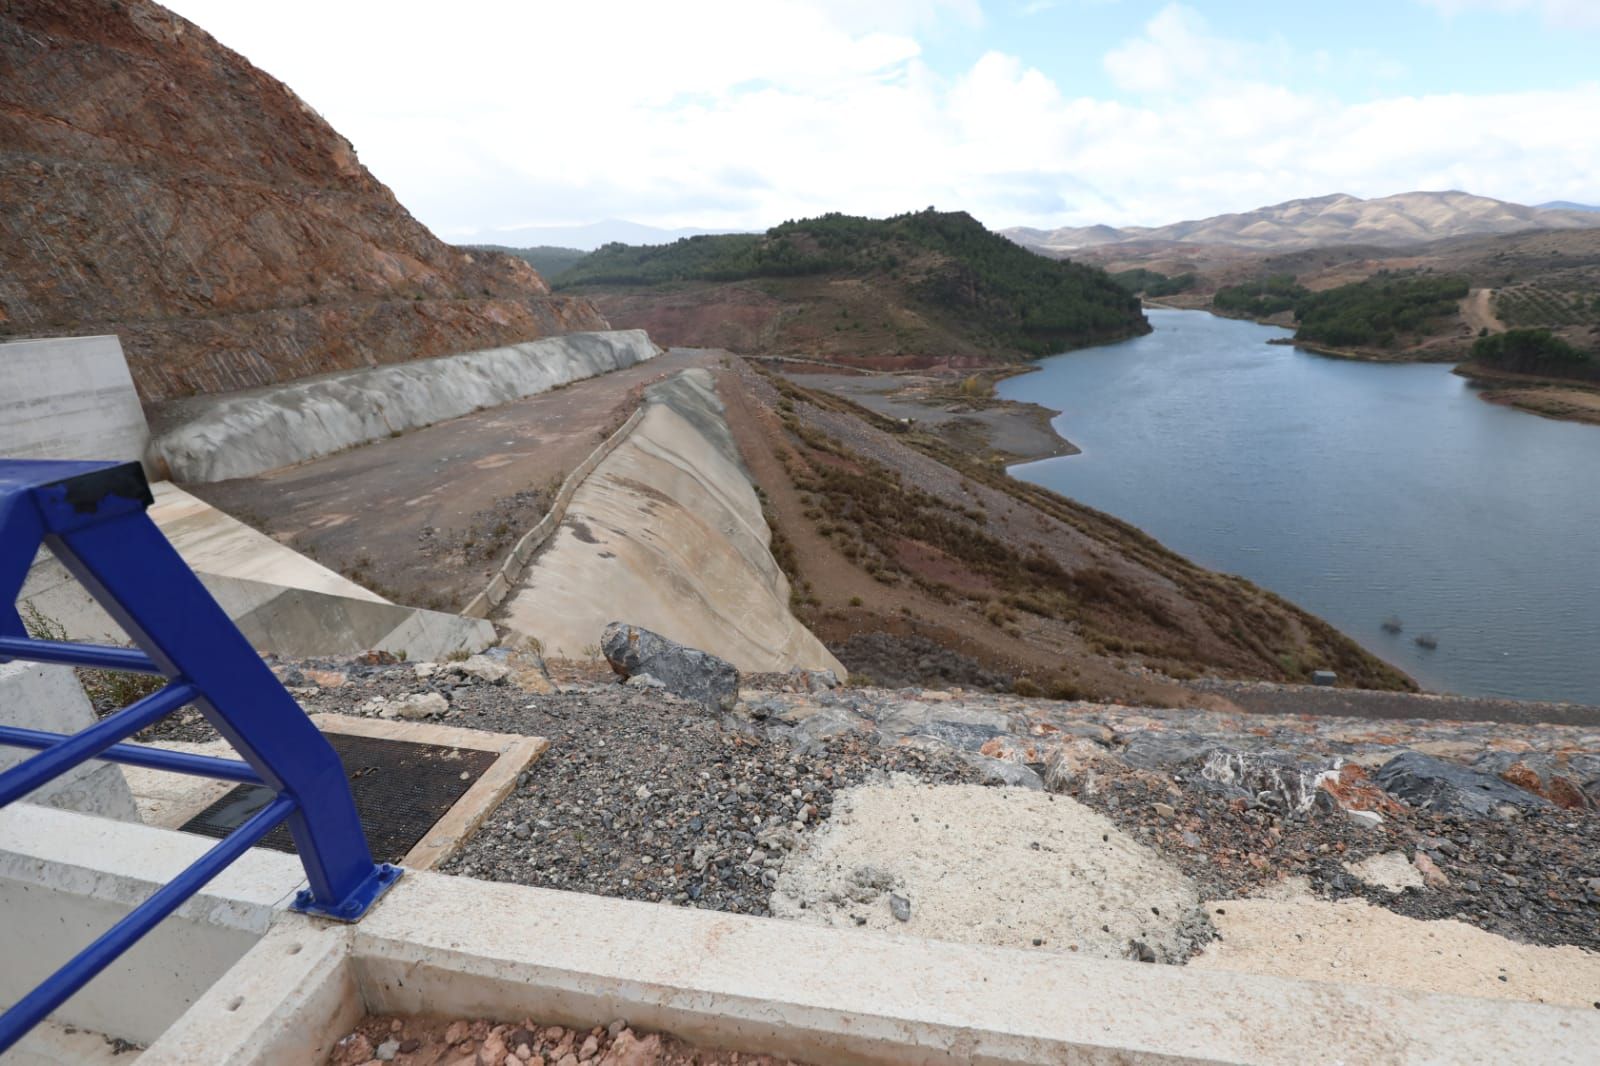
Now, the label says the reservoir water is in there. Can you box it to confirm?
[998,308,1600,704]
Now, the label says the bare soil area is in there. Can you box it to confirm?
[716,358,1411,703]
[772,363,1076,463]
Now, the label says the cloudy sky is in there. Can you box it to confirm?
[165,0,1599,241]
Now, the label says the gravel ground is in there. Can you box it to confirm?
[157,653,1600,955]
[1048,752,1600,951]
[287,657,980,915]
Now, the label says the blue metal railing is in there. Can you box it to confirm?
[0,458,402,1054]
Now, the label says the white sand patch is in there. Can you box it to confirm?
[770,778,1207,962]
[1193,897,1600,1008]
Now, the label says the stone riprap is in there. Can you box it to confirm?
[147,330,660,482]
[602,622,741,712]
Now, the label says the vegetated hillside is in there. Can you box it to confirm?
[1006,191,1600,255]
[720,360,1412,700]
[1110,269,1198,297]
[0,0,604,401]
[560,210,1148,365]
[464,244,590,282]
[1468,329,1597,380]
[1293,274,1470,350]
[1212,276,1309,318]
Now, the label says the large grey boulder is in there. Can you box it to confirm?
[1375,751,1550,818]
[602,622,740,712]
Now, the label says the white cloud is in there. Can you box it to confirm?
[1419,0,1600,28]
[1102,4,1254,94]
[162,0,1600,236]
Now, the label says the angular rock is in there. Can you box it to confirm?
[1196,749,1342,813]
[387,692,449,720]
[963,753,1044,789]
[1470,751,1600,810]
[453,656,512,685]
[1413,850,1450,889]
[785,667,841,693]
[1343,850,1424,892]
[1375,751,1551,818]
[601,622,739,712]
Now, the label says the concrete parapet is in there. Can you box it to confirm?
[0,805,305,1045]
[0,335,150,467]
[147,330,661,482]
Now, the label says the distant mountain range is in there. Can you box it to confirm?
[451,219,748,251]
[1538,200,1600,213]
[1004,191,1600,254]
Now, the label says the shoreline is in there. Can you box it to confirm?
[1454,363,1600,426]
[767,360,1081,464]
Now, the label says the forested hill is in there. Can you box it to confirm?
[558,210,1148,360]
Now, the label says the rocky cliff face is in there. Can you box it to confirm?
[0,0,607,402]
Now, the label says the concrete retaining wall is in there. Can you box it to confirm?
[139,867,1600,1065]
[0,335,149,465]
[500,369,843,675]
[462,405,647,619]
[0,805,304,1047]
[0,662,139,822]
[21,483,493,662]
[147,330,661,482]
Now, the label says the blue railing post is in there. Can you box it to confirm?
[0,458,402,1054]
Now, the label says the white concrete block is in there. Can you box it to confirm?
[0,335,149,465]
[0,661,139,821]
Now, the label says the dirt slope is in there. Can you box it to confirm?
[0,0,605,401]
[715,358,1412,702]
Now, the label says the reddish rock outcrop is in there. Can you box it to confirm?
[0,0,607,401]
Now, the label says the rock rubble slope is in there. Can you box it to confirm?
[273,652,1600,1009]
[0,0,605,401]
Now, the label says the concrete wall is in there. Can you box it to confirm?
[500,369,843,675]
[140,868,1600,1066]
[0,805,304,1047]
[462,405,647,618]
[0,662,139,821]
[0,335,149,465]
[20,482,494,661]
[148,330,661,482]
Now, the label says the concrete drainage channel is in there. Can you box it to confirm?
[2,816,1592,1065]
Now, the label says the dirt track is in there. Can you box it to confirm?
[1460,288,1505,334]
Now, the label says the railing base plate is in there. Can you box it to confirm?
[292,863,404,922]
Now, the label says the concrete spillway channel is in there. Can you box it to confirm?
[498,368,843,675]
[145,330,662,482]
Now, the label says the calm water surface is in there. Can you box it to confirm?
[998,309,1600,703]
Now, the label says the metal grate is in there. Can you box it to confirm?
[182,732,499,864]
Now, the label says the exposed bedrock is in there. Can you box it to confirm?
[502,369,844,676]
[0,0,607,401]
[147,330,661,482]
